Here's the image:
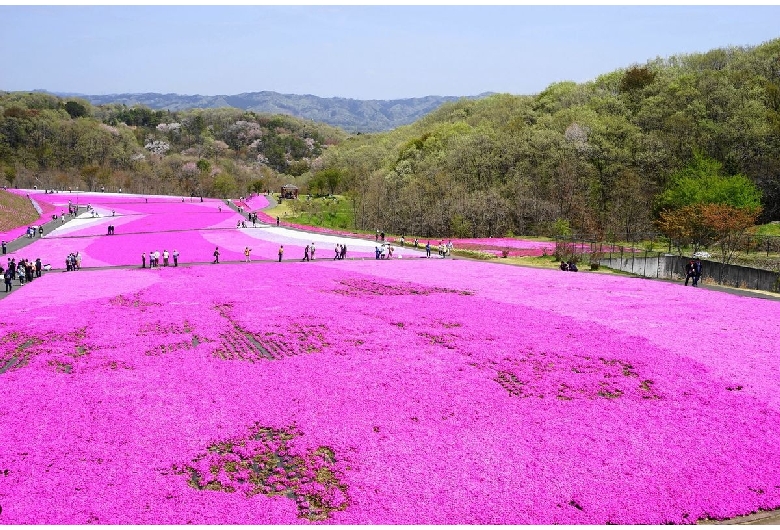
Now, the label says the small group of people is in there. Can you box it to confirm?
[26,226,43,238]
[559,261,579,272]
[301,243,316,261]
[2,257,43,292]
[106,225,116,235]
[143,249,179,268]
[684,258,703,286]
[375,243,395,260]
[247,212,260,226]
[65,252,82,272]
[334,243,347,260]
[421,240,453,259]
[236,220,247,229]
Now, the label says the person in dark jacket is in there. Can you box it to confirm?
[692,258,702,287]
[684,259,695,286]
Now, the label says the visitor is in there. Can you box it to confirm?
[340,244,347,260]
[425,241,431,258]
[173,249,179,267]
[310,243,316,260]
[278,245,284,262]
[684,259,695,286]
[303,245,310,262]
[276,216,280,226]
[142,252,146,269]
[163,250,169,267]
[35,258,42,278]
[213,247,220,264]
[567,261,578,272]
[334,244,340,260]
[1,240,6,254]
[693,258,702,287]
[244,247,252,263]
[375,246,381,260]
[560,261,568,271]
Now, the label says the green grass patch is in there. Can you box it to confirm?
[752,223,780,237]
[0,190,39,234]
[285,196,356,231]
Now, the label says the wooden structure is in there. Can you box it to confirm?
[281,184,299,199]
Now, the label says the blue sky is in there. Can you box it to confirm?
[1,5,779,100]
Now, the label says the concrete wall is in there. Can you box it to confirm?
[598,254,780,293]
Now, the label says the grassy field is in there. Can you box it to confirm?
[0,190,39,233]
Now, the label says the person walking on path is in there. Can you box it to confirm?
[35,258,42,278]
[173,249,179,267]
[1,240,6,255]
[142,252,146,269]
[278,245,284,262]
[302,245,310,262]
[334,244,340,260]
[213,247,220,264]
[4,268,12,292]
[340,244,347,260]
[276,216,280,226]
[425,241,431,258]
[310,243,316,260]
[693,258,702,287]
[163,250,169,267]
[244,247,252,263]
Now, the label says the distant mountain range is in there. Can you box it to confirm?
[47,90,494,133]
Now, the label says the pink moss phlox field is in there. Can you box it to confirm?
[4,191,406,266]
[2,258,780,524]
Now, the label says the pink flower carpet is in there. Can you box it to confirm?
[1,190,779,524]
[5,191,423,266]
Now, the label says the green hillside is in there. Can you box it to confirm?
[0,92,346,198]
[315,38,780,239]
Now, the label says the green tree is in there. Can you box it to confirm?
[64,101,89,119]
[655,153,762,213]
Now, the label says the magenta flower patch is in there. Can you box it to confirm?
[1,258,780,524]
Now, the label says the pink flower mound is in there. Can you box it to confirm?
[1,260,780,524]
[236,194,270,211]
